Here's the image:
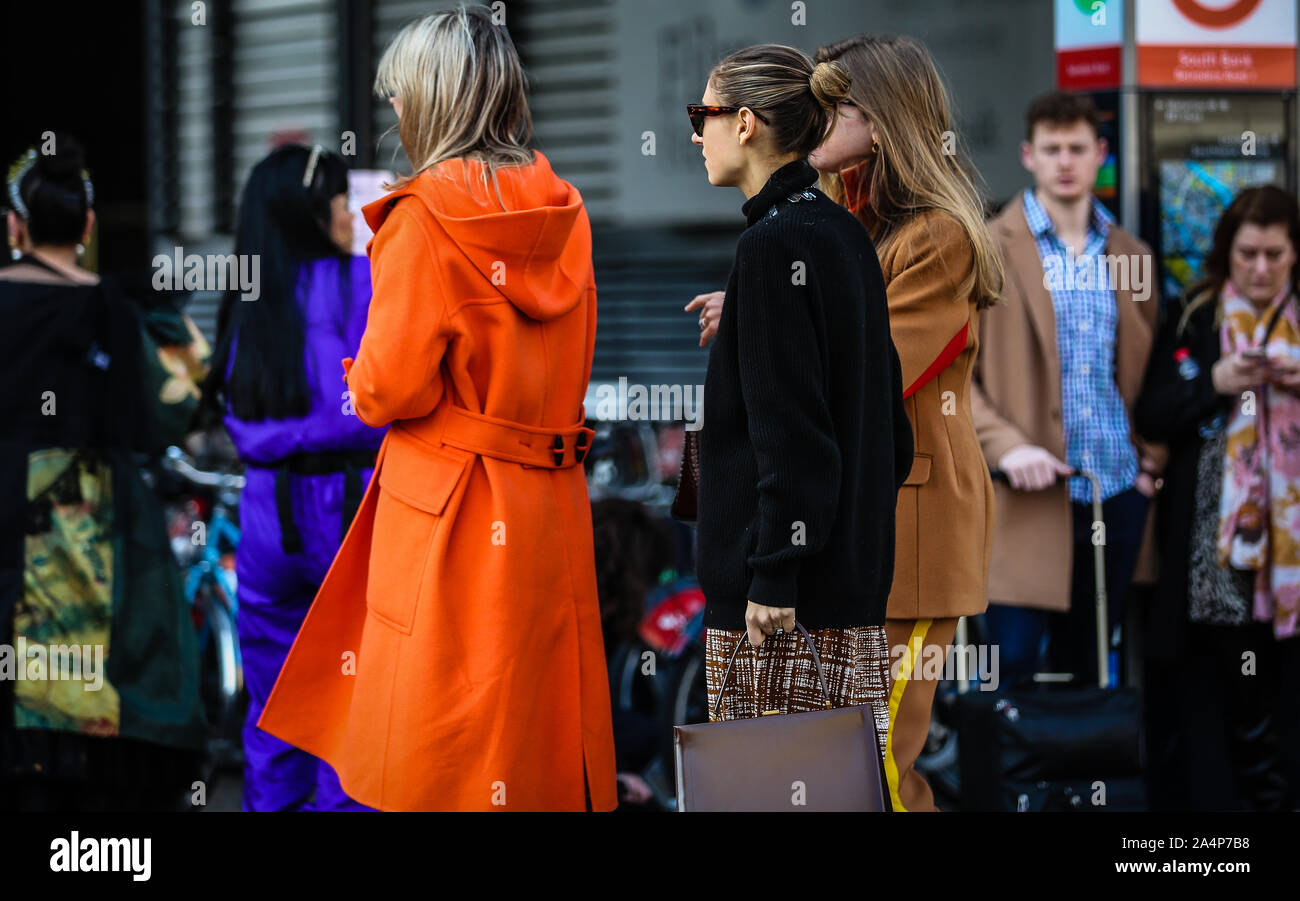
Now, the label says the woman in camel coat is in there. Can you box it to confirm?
[256,8,617,812]
[816,37,999,814]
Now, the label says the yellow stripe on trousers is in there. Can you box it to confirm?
[884,618,932,813]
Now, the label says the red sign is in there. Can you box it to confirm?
[1137,0,1296,89]
[1138,45,1295,87]
[1057,46,1123,91]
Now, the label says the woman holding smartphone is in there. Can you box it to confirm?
[1136,185,1300,809]
[690,43,912,768]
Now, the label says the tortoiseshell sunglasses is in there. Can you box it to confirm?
[687,104,770,137]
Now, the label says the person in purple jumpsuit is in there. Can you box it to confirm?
[205,145,383,811]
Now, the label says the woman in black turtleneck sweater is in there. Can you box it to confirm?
[688,45,911,762]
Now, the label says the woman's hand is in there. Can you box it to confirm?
[745,601,795,647]
[685,291,725,348]
[1212,352,1268,395]
[616,772,654,805]
[1267,355,1300,397]
[1135,454,1163,498]
[1134,472,1159,498]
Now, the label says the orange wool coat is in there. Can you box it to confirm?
[256,151,618,811]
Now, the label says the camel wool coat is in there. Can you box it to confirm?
[841,164,995,620]
[876,211,997,620]
[971,198,1163,611]
[257,152,618,811]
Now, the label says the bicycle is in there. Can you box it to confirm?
[157,446,247,784]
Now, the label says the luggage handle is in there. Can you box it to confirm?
[711,621,833,720]
[989,467,1110,689]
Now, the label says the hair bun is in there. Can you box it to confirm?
[9,133,92,242]
[809,60,851,107]
[34,135,87,184]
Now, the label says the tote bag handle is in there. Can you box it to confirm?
[711,621,833,720]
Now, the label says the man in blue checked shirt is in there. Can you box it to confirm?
[972,91,1166,689]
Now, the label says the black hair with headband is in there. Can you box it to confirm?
[206,143,352,422]
[5,135,95,245]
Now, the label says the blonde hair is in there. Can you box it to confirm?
[374,4,534,207]
[708,44,851,157]
[815,35,1003,309]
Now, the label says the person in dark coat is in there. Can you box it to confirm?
[689,44,911,767]
[1135,185,1300,810]
[1,136,205,810]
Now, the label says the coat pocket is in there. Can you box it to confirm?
[902,453,932,486]
[366,433,471,634]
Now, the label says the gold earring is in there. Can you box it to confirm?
[871,140,880,156]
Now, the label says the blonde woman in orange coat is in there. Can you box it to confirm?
[257,7,617,811]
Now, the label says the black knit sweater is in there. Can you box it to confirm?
[697,158,912,631]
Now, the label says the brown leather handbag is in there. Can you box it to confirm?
[670,427,699,522]
[673,622,890,812]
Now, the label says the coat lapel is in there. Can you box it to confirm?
[997,200,1060,388]
[1106,229,1155,411]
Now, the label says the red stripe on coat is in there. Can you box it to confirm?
[903,322,969,399]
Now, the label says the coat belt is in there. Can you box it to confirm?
[247,450,377,555]
[422,404,594,469]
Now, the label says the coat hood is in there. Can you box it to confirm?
[362,151,591,322]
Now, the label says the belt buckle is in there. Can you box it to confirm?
[551,434,565,467]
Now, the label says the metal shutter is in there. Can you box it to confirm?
[511,0,721,393]
[587,227,733,391]
[512,0,618,223]
[175,4,217,240]
[162,0,339,341]
[161,0,337,244]
[230,0,338,194]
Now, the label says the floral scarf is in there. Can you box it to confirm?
[1217,282,1300,639]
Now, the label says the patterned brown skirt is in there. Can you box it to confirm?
[704,625,892,763]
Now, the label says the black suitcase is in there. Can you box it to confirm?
[956,469,1146,811]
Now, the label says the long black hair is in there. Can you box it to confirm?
[206,144,350,421]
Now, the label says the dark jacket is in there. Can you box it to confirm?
[1133,293,1231,663]
[697,159,912,631]
[0,264,206,768]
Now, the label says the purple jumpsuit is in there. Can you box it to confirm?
[224,255,384,811]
